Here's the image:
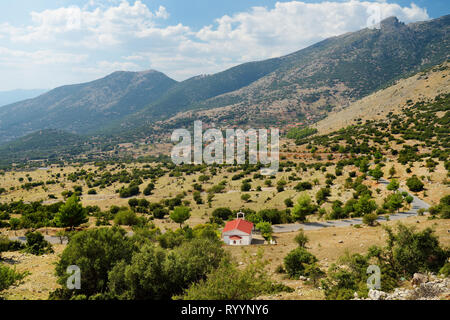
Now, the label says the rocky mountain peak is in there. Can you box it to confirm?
[380,16,404,30]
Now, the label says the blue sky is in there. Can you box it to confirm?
[0,0,448,91]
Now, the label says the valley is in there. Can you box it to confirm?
[0,13,449,301]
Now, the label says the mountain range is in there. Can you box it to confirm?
[0,15,449,164]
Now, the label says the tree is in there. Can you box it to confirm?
[405,195,414,208]
[241,182,251,192]
[211,207,233,221]
[376,224,448,276]
[256,222,273,241]
[331,200,351,219]
[54,195,88,230]
[389,166,396,178]
[359,159,369,173]
[241,194,251,202]
[362,213,378,226]
[316,187,331,204]
[386,179,400,193]
[303,263,325,286]
[54,227,135,298]
[294,230,309,248]
[207,193,214,208]
[128,198,138,208]
[114,209,140,226]
[170,206,191,228]
[193,191,203,204]
[143,182,155,196]
[353,195,377,217]
[284,247,318,279]
[109,239,225,300]
[24,231,53,255]
[284,198,294,208]
[369,167,383,183]
[291,194,317,221]
[0,264,27,292]
[181,253,288,300]
[386,193,403,213]
[406,176,424,193]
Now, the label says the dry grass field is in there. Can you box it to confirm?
[2,214,448,300]
[0,78,448,300]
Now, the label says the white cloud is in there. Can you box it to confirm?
[0,1,431,90]
[193,1,429,62]
[0,47,88,67]
[6,1,170,46]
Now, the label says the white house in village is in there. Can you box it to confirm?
[222,212,253,246]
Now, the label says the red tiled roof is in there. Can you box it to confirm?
[222,219,253,235]
[229,235,242,240]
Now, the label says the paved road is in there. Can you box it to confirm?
[9,234,68,245]
[272,177,430,233]
[8,178,431,242]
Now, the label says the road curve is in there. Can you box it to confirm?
[7,178,431,242]
[272,177,431,233]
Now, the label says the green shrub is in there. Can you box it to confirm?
[291,194,317,221]
[383,224,448,276]
[294,230,309,248]
[406,176,424,192]
[53,227,135,298]
[53,195,88,229]
[180,253,292,300]
[439,263,450,277]
[24,231,53,255]
[170,206,191,228]
[152,207,169,219]
[211,207,233,221]
[256,222,273,240]
[284,198,294,207]
[321,252,398,300]
[119,185,140,198]
[0,263,28,292]
[143,183,155,196]
[241,182,251,192]
[284,247,318,279]
[8,218,20,230]
[114,210,140,226]
[157,229,186,249]
[362,213,378,226]
[108,238,225,300]
[429,195,450,219]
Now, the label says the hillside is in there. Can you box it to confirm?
[0,70,177,143]
[0,15,449,165]
[313,61,450,134]
[1,15,449,146]
[149,15,450,131]
[0,129,89,165]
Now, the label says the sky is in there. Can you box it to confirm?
[0,0,448,91]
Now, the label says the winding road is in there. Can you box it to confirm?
[7,178,431,244]
[272,177,431,233]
